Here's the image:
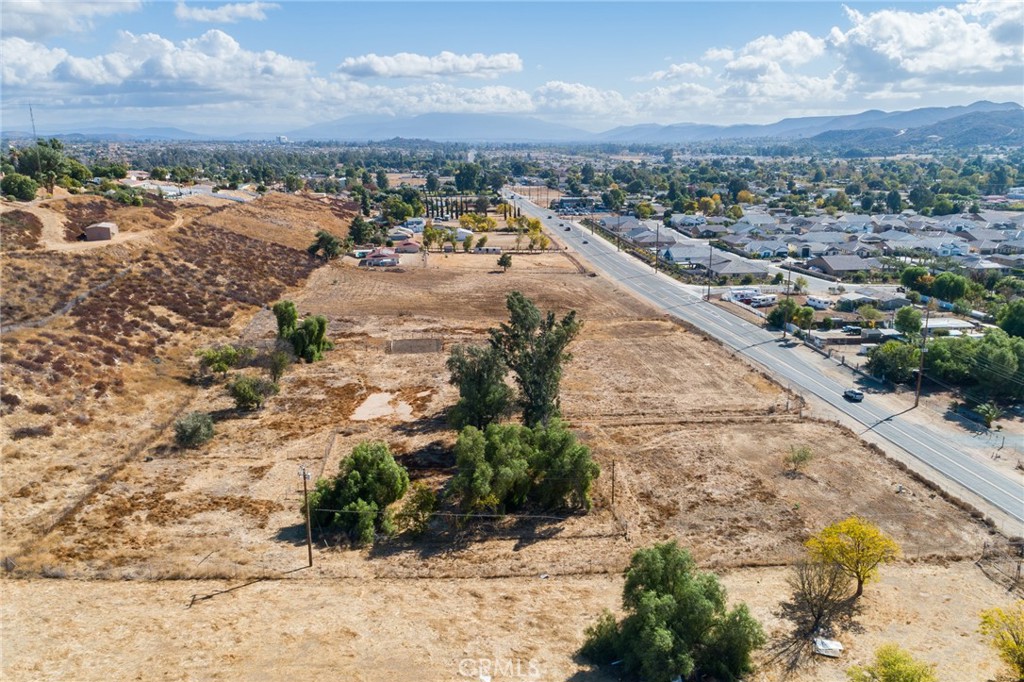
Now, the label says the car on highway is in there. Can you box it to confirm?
[582,239,589,244]
[563,226,571,231]
[843,388,864,402]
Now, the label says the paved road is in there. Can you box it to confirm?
[508,193,1024,529]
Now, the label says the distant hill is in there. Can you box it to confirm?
[809,109,1024,151]
[287,113,592,143]
[3,101,1020,149]
[593,101,1022,144]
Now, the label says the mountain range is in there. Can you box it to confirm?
[5,101,1021,149]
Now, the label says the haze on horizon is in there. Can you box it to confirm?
[1,0,1022,136]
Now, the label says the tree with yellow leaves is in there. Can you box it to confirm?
[846,644,937,682]
[806,517,900,598]
[979,601,1024,680]
[459,212,496,232]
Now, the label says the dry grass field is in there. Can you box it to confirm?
[1,195,1017,681]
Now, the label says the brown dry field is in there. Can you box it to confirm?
[1,195,1017,681]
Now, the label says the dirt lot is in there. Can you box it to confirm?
[1,197,1017,681]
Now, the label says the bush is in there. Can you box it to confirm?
[1,173,38,201]
[304,441,409,546]
[451,420,599,513]
[580,542,765,682]
[395,482,437,536]
[228,375,279,410]
[174,412,214,448]
[579,610,621,664]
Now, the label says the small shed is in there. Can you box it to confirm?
[83,222,118,241]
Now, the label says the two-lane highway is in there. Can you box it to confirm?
[508,193,1024,529]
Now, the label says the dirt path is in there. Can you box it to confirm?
[2,202,186,252]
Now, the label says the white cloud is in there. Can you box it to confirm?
[336,51,522,79]
[702,47,733,62]
[1,0,140,40]
[634,62,711,82]
[829,3,1021,83]
[739,31,825,66]
[174,1,279,24]
[532,81,632,117]
[2,30,314,109]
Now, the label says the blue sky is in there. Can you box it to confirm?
[2,1,1022,134]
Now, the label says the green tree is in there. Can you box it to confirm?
[451,420,598,513]
[307,230,342,261]
[289,315,333,363]
[894,306,922,337]
[375,169,389,190]
[886,189,902,213]
[528,419,600,510]
[795,306,815,331]
[767,297,799,329]
[858,304,883,327]
[174,412,215,448]
[930,272,968,302]
[268,349,291,383]
[284,174,303,192]
[867,340,920,383]
[794,275,808,293]
[272,300,298,339]
[998,300,1024,338]
[971,329,1020,396]
[305,441,409,546]
[394,482,437,536]
[580,542,765,682]
[196,345,254,379]
[348,215,375,245]
[900,266,930,293]
[490,292,581,427]
[425,172,439,192]
[846,644,937,682]
[446,344,513,430]
[978,601,1024,680]
[806,517,900,597]
[497,253,512,272]
[228,375,279,410]
[1,173,38,201]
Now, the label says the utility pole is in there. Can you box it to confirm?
[300,466,313,567]
[914,304,932,408]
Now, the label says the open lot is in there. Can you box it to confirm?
[1,195,1016,681]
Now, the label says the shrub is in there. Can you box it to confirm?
[846,644,937,682]
[978,601,1024,679]
[174,412,214,448]
[228,375,279,410]
[304,441,409,546]
[784,445,813,473]
[395,482,437,536]
[580,542,765,682]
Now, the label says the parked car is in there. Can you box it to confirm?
[843,388,864,402]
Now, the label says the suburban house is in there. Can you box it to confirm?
[388,227,415,242]
[805,255,882,277]
[403,217,427,232]
[669,213,706,228]
[742,240,790,258]
[362,247,399,267]
[854,287,911,311]
[662,244,727,268]
[394,240,421,254]
[83,222,118,241]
